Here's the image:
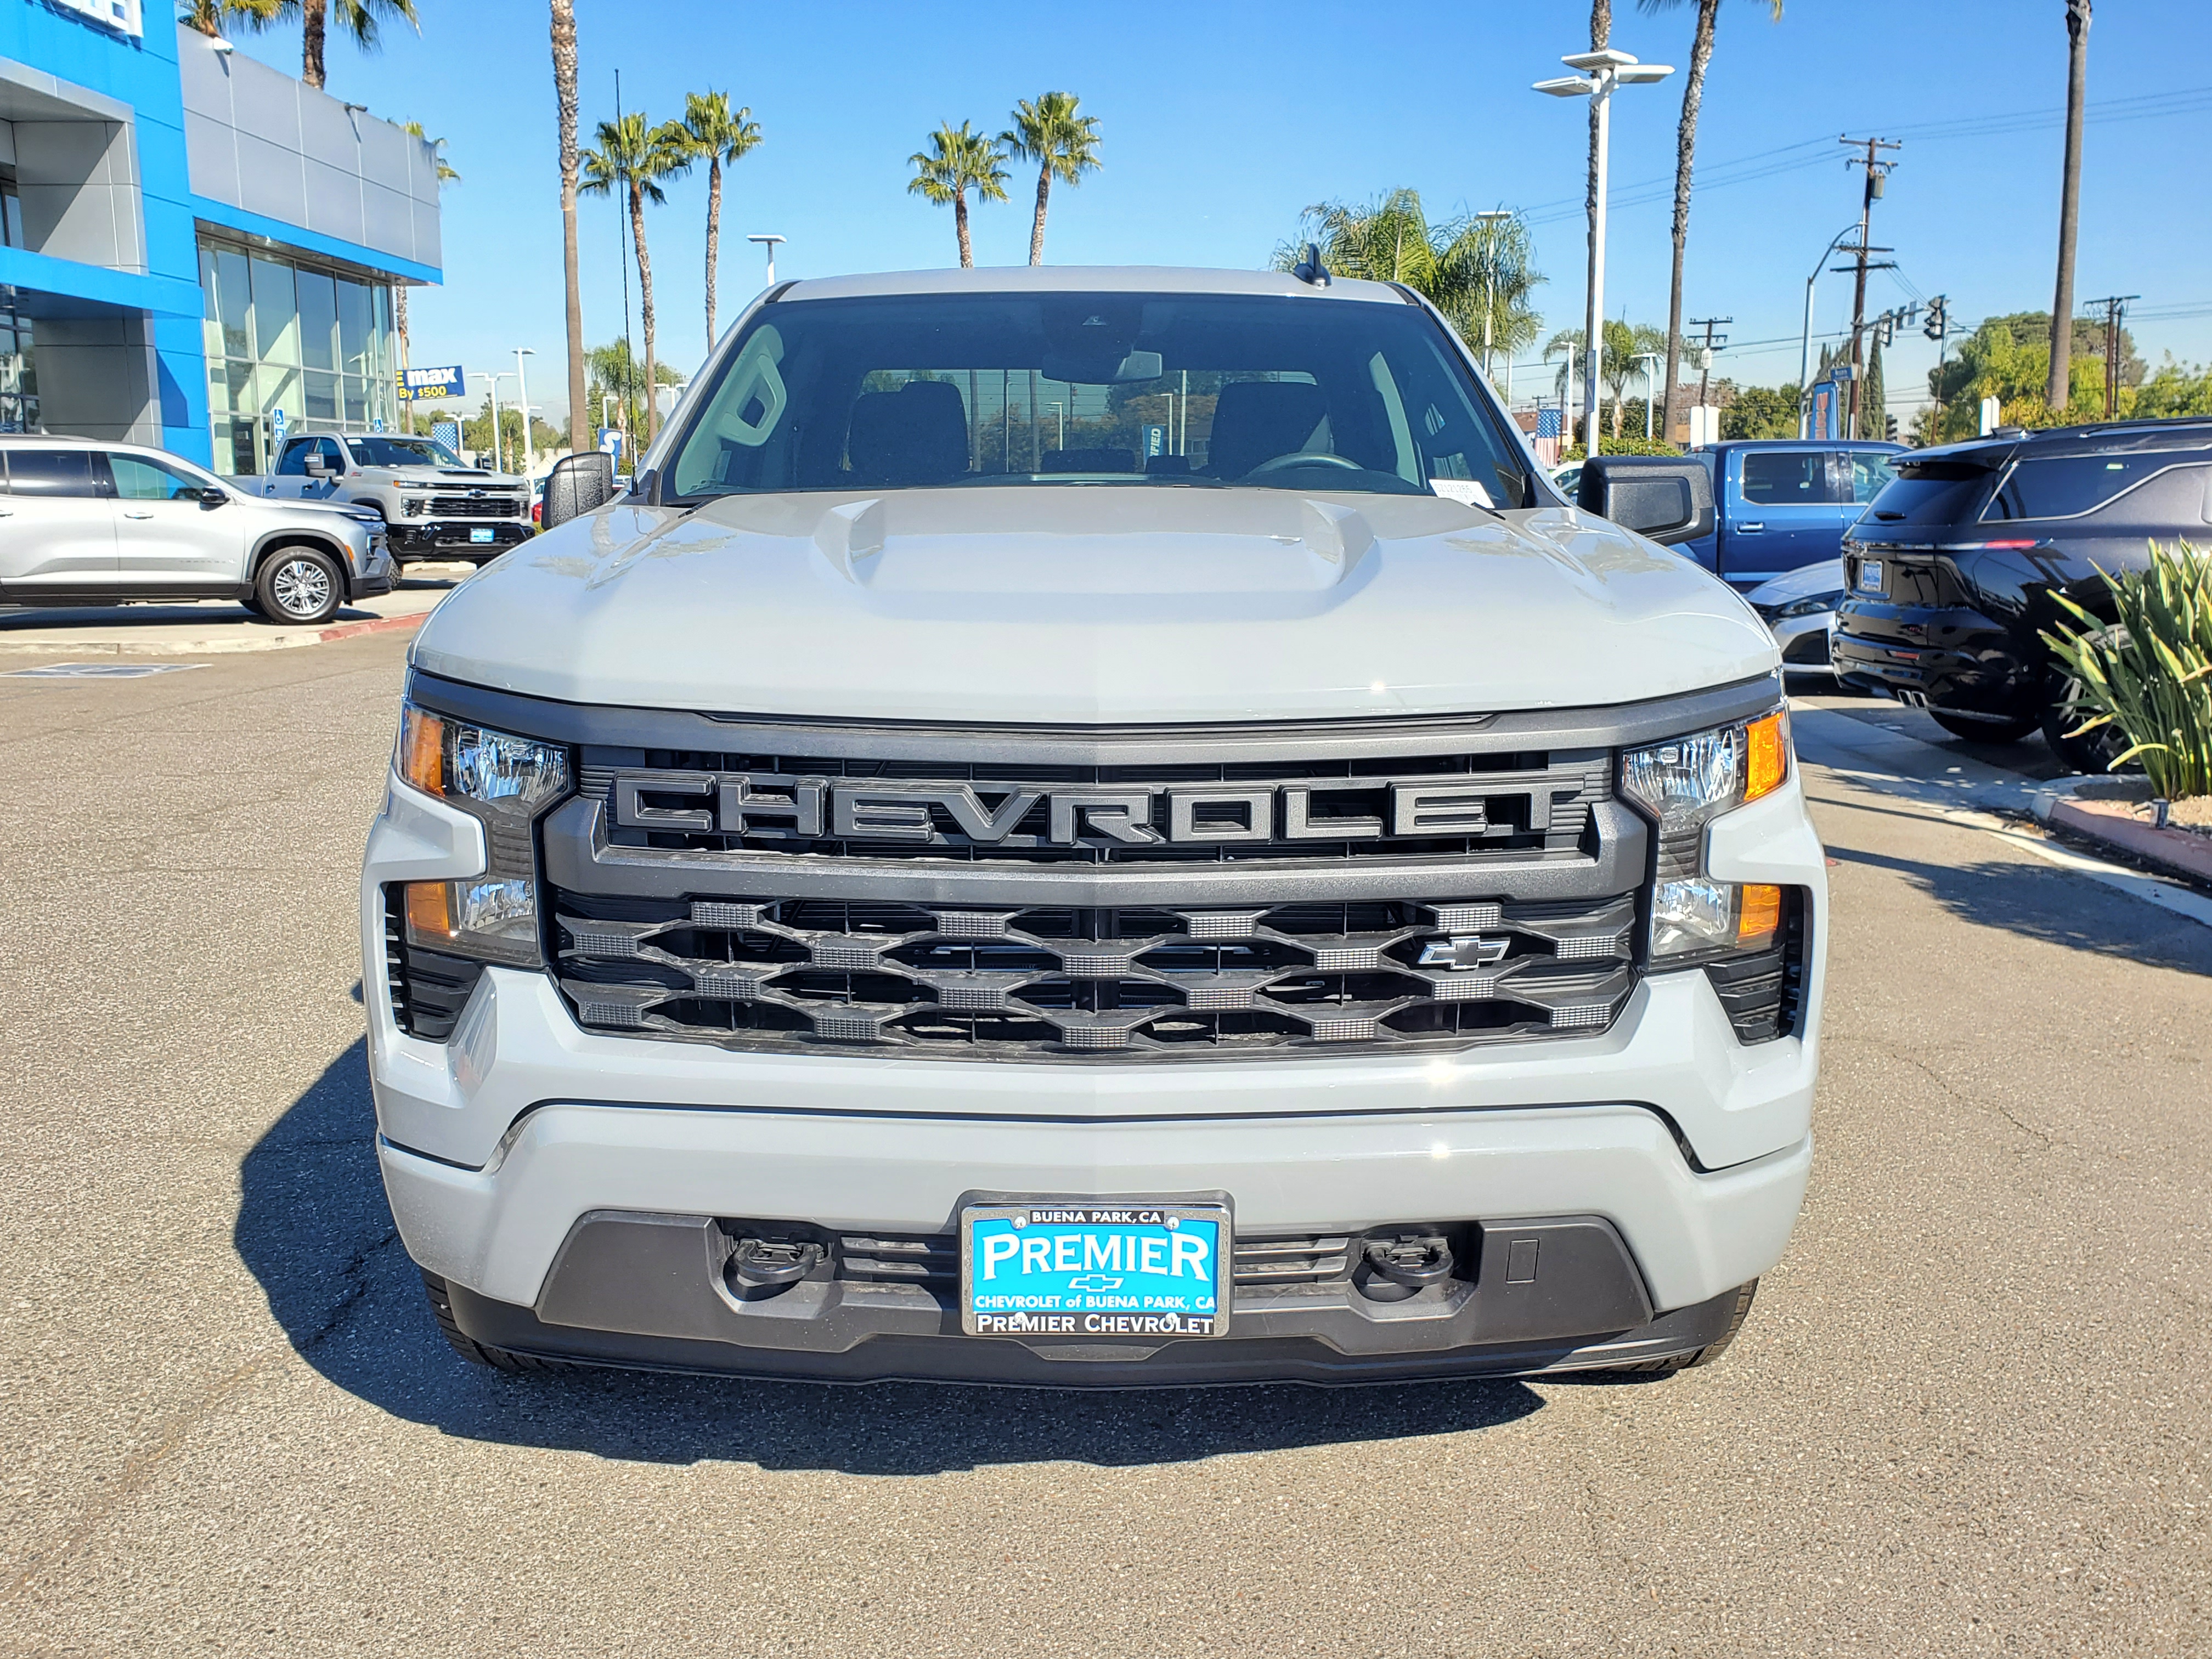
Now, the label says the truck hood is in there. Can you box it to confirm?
[383,467,524,487]
[410,488,1778,723]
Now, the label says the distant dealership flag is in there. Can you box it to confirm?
[431,421,461,452]
[399,365,466,402]
[1535,407,1562,440]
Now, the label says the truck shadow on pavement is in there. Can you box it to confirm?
[235,1041,1547,1472]
[1826,843,2212,977]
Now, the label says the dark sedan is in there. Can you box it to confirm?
[1832,417,2212,767]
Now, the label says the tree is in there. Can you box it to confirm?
[679,92,763,353]
[178,0,281,35]
[1917,314,2109,443]
[236,0,419,91]
[1001,92,1101,266]
[551,0,586,461]
[1274,191,1544,363]
[580,111,693,445]
[1550,318,1666,436]
[907,122,1009,269]
[2047,0,2092,409]
[394,123,456,434]
[587,337,682,450]
[1719,382,1802,440]
[1638,0,1785,428]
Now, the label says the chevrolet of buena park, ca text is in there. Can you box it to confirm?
[362,265,1825,1385]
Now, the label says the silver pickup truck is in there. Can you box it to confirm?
[239,431,533,566]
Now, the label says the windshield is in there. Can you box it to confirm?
[351,436,468,469]
[663,291,1531,505]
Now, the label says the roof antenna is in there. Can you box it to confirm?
[1291,241,1330,288]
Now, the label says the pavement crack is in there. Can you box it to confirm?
[1828,1032,2064,1150]
[297,1226,402,1353]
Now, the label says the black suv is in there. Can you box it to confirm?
[1833,418,2212,765]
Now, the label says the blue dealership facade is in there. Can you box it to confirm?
[0,0,440,472]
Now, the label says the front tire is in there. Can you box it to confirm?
[255,546,343,625]
[1581,1280,1759,1376]
[1929,709,2039,745]
[2042,700,2136,776]
[421,1271,573,1374]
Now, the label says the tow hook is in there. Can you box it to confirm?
[726,1237,823,1297]
[1358,1235,1456,1301]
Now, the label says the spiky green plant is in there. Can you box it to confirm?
[2042,540,2212,797]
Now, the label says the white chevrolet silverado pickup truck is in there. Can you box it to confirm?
[362,266,1825,1386]
[240,431,532,565]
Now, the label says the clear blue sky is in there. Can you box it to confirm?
[223,0,2212,427]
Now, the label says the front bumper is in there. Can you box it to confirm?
[390,521,533,556]
[1759,610,1834,670]
[352,539,394,599]
[360,763,1826,1381]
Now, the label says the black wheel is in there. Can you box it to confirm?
[1582,1280,1758,1376]
[1929,709,2039,745]
[239,591,269,619]
[420,1271,573,1374]
[254,545,344,625]
[2042,700,2138,776]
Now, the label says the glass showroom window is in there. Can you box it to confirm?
[0,309,38,433]
[200,238,398,475]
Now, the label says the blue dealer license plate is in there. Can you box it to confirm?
[961,1200,1231,1340]
[470,527,495,544]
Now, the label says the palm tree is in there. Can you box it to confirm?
[1276,191,1544,361]
[396,123,458,435]
[680,92,764,352]
[179,0,281,35]
[907,122,1009,269]
[240,0,418,91]
[1639,0,1785,441]
[580,112,693,445]
[1547,319,1666,438]
[551,0,586,458]
[2046,0,2092,409]
[1001,92,1101,266]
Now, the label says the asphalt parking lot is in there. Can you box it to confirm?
[1,634,2205,1656]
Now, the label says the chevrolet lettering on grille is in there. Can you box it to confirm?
[608,771,1586,848]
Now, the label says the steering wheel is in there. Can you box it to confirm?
[1244,450,1363,477]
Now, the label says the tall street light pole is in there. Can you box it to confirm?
[1469,208,1514,381]
[512,347,537,475]
[1536,49,1673,459]
[747,233,786,287]
[1797,221,1861,437]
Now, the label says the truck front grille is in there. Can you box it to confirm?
[550,891,1638,1057]
[427,493,526,518]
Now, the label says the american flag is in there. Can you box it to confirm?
[1535,407,1563,439]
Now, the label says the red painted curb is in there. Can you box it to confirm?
[2050,798,2212,884]
[315,611,431,645]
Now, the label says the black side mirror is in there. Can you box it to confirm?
[1577,455,1715,545]
[541,450,616,530]
[199,488,230,509]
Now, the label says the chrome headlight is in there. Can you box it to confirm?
[1774,591,1842,620]
[393,700,571,966]
[1621,709,1792,961]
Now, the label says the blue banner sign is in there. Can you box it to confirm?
[1142,424,1167,458]
[398,365,465,402]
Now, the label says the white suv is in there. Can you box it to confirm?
[0,436,390,624]
[363,266,1824,1385]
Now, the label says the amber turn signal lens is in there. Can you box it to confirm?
[403,880,454,940]
[1736,883,1783,948]
[399,705,445,797]
[1743,710,1790,805]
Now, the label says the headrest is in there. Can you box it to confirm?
[847,381,969,484]
[1206,380,1329,479]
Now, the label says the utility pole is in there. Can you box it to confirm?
[1688,315,1730,428]
[2081,294,2137,417]
[1839,135,1901,442]
[2048,0,2092,411]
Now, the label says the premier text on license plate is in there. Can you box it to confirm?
[961,1201,1231,1340]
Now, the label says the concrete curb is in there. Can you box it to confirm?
[2030,780,2212,888]
[0,608,428,657]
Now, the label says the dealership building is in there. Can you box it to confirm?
[0,0,441,473]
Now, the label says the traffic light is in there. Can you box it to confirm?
[1884,414,1900,442]
[1923,296,1948,341]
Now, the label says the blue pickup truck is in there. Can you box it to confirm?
[1676,439,1905,588]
